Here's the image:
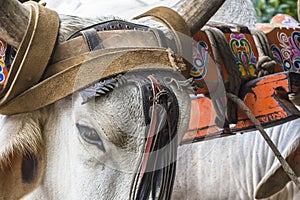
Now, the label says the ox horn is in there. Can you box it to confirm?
[298,0,300,22]
[173,0,226,35]
[0,0,226,48]
[0,0,29,48]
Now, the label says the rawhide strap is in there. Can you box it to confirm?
[134,6,191,56]
[0,47,186,115]
[0,9,188,115]
[49,20,180,64]
[134,6,191,36]
[130,74,179,200]
[0,1,59,113]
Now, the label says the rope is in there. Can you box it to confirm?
[251,29,276,77]
[202,26,242,125]
[227,92,300,190]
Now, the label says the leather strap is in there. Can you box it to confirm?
[0,5,189,115]
[131,74,179,200]
[50,29,177,64]
[68,19,150,39]
[0,48,186,115]
[134,6,191,55]
[141,75,164,175]
[0,2,59,107]
[81,28,104,51]
[134,6,191,36]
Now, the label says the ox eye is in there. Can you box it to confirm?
[76,124,106,152]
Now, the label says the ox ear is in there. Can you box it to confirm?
[255,139,300,199]
[0,113,45,199]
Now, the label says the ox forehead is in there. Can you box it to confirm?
[70,18,184,104]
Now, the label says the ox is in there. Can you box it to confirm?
[0,0,299,200]
[44,0,300,199]
[0,0,225,199]
[45,0,300,199]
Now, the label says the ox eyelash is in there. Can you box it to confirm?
[80,77,119,104]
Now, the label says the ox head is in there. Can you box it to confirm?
[0,0,227,199]
[0,69,192,200]
[0,0,299,199]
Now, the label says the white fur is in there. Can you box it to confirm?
[21,71,191,200]
[209,0,257,28]
[173,119,300,200]
[2,0,298,199]
[42,0,257,27]
[22,96,143,200]
[42,0,179,19]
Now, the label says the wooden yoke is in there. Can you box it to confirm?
[182,18,300,144]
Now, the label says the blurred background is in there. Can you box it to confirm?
[251,0,298,22]
[18,0,299,23]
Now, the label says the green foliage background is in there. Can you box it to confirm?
[251,0,298,22]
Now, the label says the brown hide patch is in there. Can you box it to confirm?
[0,153,45,199]
[255,144,300,199]
[22,154,39,183]
[0,114,44,171]
[0,113,45,199]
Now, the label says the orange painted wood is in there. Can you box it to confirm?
[256,14,300,74]
[183,96,221,143]
[192,30,220,94]
[182,20,300,144]
[191,23,260,96]
[182,72,300,144]
[233,72,300,130]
